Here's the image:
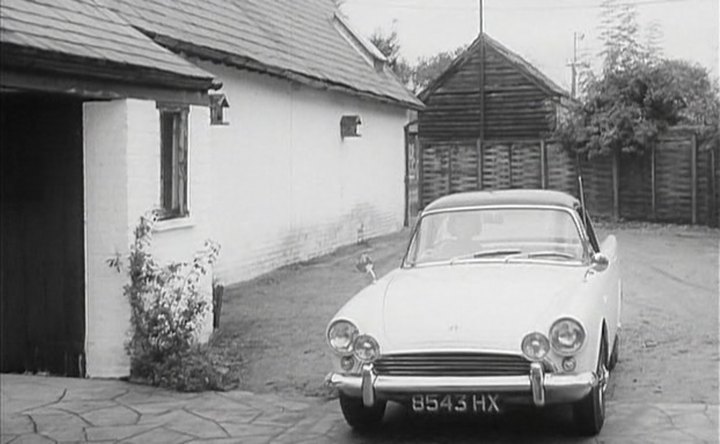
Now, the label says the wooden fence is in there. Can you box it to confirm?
[418,129,719,226]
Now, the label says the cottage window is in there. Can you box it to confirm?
[158,104,189,220]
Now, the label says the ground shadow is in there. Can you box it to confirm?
[337,402,598,444]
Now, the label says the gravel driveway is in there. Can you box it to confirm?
[216,223,719,406]
[606,225,719,404]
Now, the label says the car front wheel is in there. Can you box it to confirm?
[573,337,609,436]
[339,393,386,431]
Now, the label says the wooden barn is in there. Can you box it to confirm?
[413,33,570,208]
[409,33,718,226]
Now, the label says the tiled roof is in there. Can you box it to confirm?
[107,0,422,109]
[0,0,215,84]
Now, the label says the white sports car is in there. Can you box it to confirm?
[325,190,621,436]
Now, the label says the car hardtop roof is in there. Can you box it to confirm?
[423,189,581,213]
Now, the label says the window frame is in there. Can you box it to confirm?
[157,103,190,221]
[403,205,588,268]
[580,209,601,253]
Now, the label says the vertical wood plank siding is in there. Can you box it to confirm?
[418,133,716,226]
[618,153,653,220]
[655,137,694,223]
[482,142,512,190]
[698,146,712,224]
[545,142,577,195]
[420,143,451,206]
[421,140,479,207]
[580,153,616,217]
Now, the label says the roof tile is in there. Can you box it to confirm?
[109,0,422,108]
[2,0,421,107]
[1,0,214,81]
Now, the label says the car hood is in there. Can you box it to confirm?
[381,263,588,353]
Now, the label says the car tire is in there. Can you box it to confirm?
[339,393,386,432]
[573,337,608,436]
[608,334,619,371]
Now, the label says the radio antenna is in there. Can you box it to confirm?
[576,152,588,227]
[578,178,588,229]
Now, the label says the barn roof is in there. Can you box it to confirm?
[107,0,423,110]
[0,0,217,90]
[419,33,568,101]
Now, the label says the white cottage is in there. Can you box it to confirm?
[0,0,422,378]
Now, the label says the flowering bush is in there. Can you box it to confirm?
[109,212,233,391]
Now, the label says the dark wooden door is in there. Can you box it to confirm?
[1,93,86,376]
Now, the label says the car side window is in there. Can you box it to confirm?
[580,210,600,253]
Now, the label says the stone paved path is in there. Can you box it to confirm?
[1,374,717,443]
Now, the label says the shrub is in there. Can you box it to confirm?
[151,343,237,392]
[109,212,236,391]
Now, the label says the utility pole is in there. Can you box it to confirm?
[478,0,485,142]
[567,32,587,98]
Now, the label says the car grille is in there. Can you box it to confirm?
[373,352,533,377]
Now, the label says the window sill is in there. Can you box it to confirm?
[154,216,195,232]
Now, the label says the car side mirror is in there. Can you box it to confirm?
[591,252,609,272]
[356,253,377,283]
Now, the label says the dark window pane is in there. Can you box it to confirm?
[160,111,175,217]
[158,106,189,220]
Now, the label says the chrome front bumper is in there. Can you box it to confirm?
[326,362,597,408]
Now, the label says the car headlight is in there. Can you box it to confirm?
[549,318,586,356]
[353,334,380,363]
[327,320,358,355]
[521,332,550,361]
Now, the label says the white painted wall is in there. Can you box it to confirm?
[83,65,409,376]
[84,100,131,377]
[200,62,408,283]
[84,99,213,378]
[125,100,215,344]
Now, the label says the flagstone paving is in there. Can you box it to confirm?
[1,374,717,443]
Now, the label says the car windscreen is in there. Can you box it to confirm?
[405,207,585,266]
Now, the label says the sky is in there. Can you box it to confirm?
[339,0,719,90]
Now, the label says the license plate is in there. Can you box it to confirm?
[411,394,501,414]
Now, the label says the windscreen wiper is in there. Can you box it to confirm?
[449,249,522,264]
[505,250,577,262]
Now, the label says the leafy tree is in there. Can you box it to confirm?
[369,28,401,68]
[392,58,416,90]
[644,21,664,60]
[598,0,648,68]
[369,27,465,93]
[368,27,416,88]
[555,1,719,158]
[414,46,467,93]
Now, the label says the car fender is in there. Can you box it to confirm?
[326,270,399,339]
